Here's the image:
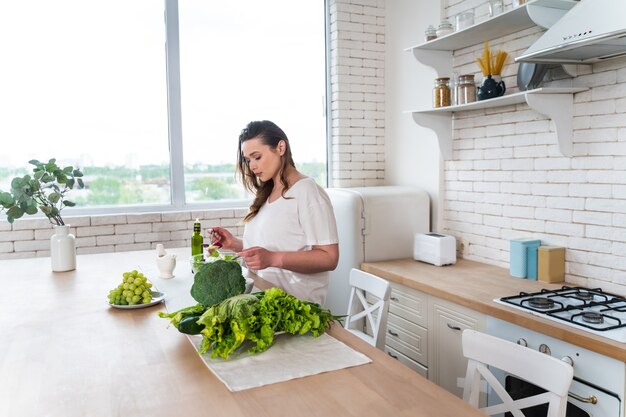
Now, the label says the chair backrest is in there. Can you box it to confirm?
[462,329,574,417]
[343,268,391,349]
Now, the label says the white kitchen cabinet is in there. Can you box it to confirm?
[366,279,485,403]
[405,0,586,160]
[427,296,486,400]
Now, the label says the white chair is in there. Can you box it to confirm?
[462,329,574,417]
[344,268,391,349]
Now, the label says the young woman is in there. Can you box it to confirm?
[209,120,339,305]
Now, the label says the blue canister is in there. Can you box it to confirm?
[526,244,540,280]
[510,238,541,278]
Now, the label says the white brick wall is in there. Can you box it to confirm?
[0,209,247,260]
[329,0,386,186]
[442,0,626,293]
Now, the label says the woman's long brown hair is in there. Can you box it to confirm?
[237,120,296,222]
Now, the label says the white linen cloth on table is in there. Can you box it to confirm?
[188,332,371,392]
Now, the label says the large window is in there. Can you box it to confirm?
[0,1,327,212]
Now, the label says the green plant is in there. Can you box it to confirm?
[0,158,84,226]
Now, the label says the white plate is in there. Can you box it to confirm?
[108,291,165,310]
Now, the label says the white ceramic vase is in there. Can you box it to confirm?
[51,225,76,272]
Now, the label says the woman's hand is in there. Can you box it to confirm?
[238,246,280,271]
[208,227,243,252]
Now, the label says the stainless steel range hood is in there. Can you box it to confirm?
[516,0,626,64]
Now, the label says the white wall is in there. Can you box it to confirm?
[438,0,626,295]
[385,0,443,231]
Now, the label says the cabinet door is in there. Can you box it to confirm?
[428,298,485,400]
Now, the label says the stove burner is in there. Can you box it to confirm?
[527,297,555,310]
[576,292,595,302]
[581,311,604,324]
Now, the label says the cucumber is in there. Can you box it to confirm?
[178,315,205,335]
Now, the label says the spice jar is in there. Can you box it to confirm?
[436,20,454,37]
[433,77,451,108]
[455,11,474,31]
[424,25,437,42]
[456,74,476,105]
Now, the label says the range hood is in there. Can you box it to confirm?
[516,0,626,64]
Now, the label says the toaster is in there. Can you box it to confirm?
[413,233,457,266]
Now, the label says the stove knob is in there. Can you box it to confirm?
[539,344,551,356]
[561,356,574,366]
[516,338,528,347]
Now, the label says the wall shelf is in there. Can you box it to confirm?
[404,0,583,160]
[407,87,587,160]
[405,0,579,75]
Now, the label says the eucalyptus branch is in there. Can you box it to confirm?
[0,158,84,226]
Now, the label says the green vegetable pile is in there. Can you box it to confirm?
[159,287,343,359]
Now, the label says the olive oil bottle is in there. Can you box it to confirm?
[191,218,204,260]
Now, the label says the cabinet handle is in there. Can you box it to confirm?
[387,352,398,359]
[568,392,597,405]
[388,329,399,337]
[390,296,399,302]
[447,323,461,331]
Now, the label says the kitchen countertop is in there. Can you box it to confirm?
[0,248,485,417]
[361,258,626,362]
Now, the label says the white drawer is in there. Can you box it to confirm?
[366,283,428,327]
[385,345,428,378]
[386,315,428,365]
[389,283,428,327]
[388,310,423,335]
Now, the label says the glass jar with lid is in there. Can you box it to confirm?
[436,20,454,37]
[456,74,476,105]
[424,25,437,42]
[455,11,474,31]
[433,77,451,108]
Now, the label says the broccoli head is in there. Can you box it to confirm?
[190,259,246,307]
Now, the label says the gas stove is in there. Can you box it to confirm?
[495,286,626,343]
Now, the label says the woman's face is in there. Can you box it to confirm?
[241,137,284,183]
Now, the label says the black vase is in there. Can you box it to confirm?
[477,75,506,101]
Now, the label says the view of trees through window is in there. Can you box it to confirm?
[0,1,327,210]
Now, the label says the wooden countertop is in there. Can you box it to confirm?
[0,248,485,417]
[361,258,626,362]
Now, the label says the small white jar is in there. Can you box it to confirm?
[436,20,454,37]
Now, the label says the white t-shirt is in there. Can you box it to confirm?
[242,177,338,305]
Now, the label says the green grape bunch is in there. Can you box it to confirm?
[108,270,153,306]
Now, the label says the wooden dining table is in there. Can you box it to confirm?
[0,247,486,417]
